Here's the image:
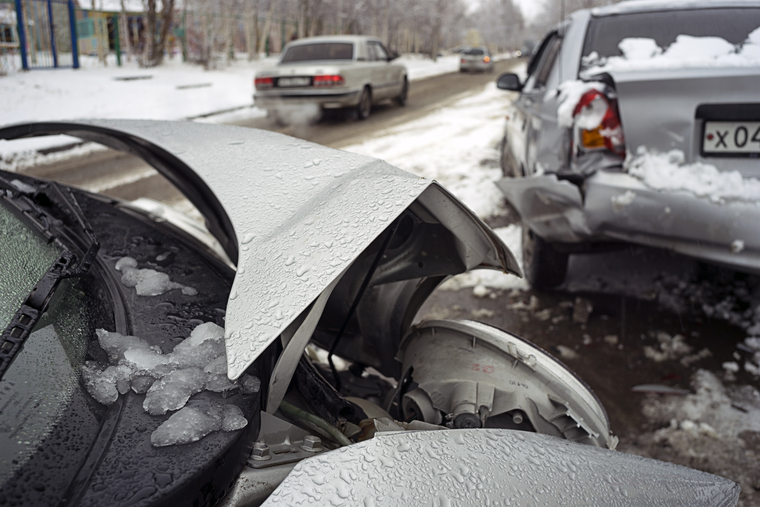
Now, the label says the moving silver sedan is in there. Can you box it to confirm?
[496,0,760,289]
[254,35,408,120]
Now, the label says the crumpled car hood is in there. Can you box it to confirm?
[0,120,520,379]
[261,429,739,506]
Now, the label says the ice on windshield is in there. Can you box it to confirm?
[81,322,260,446]
[115,256,198,296]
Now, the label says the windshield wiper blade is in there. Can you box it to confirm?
[0,178,100,381]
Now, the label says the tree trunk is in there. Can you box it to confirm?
[224,3,234,63]
[258,0,280,59]
[140,0,175,67]
[120,0,133,63]
[246,4,256,61]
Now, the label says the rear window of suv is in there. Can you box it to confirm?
[583,7,760,58]
[281,42,354,62]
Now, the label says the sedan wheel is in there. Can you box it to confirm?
[395,79,409,107]
[356,87,371,120]
[522,223,569,290]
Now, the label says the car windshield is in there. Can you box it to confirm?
[0,200,93,490]
[583,7,760,58]
[465,48,485,55]
[280,42,354,62]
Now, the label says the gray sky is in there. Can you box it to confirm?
[466,0,543,22]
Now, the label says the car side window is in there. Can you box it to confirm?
[367,43,378,61]
[371,42,389,61]
[523,31,561,92]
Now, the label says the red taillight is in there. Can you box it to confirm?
[572,89,625,156]
[483,56,491,63]
[255,77,273,90]
[313,75,344,87]
[460,58,466,64]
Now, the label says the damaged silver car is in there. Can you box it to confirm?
[0,120,740,506]
[496,0,760,289]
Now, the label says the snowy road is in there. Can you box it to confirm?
[13,57,520,216]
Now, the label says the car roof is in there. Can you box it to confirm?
[286,35,380,46]
[590,0,760,17]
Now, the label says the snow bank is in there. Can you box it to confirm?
[398,54,460,81]
[342,81,516,219]
[625,147,760,204]
[584,29,760,74]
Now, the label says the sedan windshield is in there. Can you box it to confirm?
[281,42,354,62]
[583,7,760,58]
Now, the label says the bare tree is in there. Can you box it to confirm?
[119,0,134,63]
[139,0,176,67]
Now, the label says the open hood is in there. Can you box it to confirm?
[0,120,521,380]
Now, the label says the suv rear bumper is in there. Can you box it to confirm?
[497,170,760,274]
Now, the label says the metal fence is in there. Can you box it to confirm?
[0,1,19,74]
[14,0,78,69]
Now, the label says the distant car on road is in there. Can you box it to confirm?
[254,35,408,121]
[495,0,760,289]
[459,46,494,73]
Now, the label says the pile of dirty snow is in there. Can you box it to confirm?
[624,147,760,204]
[81,322,260,447]
[622,369,760,501]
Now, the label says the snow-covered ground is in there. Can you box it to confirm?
[0,53,463,161]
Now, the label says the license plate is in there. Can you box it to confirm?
[703,121,760,155]
[277,77,311,87]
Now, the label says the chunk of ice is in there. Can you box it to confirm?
[150,400,247,447]
[115,256,197,296]
[239,374,261,394]
[221,404,247,431]
[131,375,156,394]
[96,328,156,363]
[80,362,133,405]
[82,323,258,447]
[204,355,227,375]
[143,367,207,415]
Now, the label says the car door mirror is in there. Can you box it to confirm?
[496,73,522,91]
[388,51,399,61]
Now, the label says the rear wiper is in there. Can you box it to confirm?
[0,178,100,381]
